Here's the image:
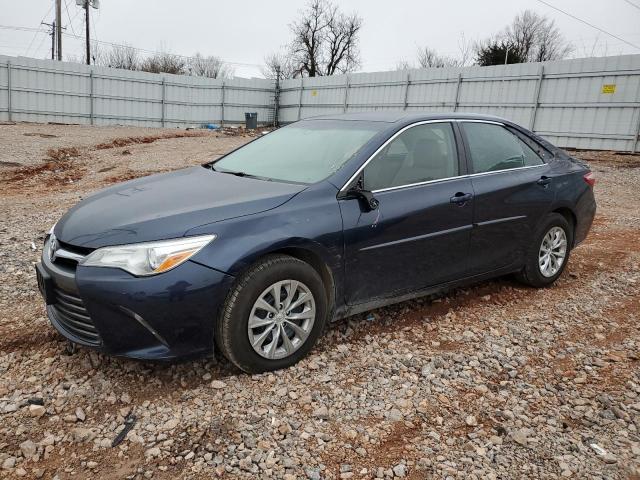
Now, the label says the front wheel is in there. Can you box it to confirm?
[516,213,573,288]
[216,254,328,373]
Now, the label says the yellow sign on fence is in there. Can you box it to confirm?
[601,84,616,94]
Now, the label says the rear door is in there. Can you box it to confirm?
[459,121,554,275]
[339,121,474,305]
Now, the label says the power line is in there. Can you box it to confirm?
[33,27,51,59]
[536,0,640,51]
[60,31,263,67]
[25,30,45,57]
[622,0,640,11]
[24,2,54,56]
[64,0,77,36]
[0,24,263,67]
[0,24,43,33]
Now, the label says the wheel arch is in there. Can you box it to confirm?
[224,240,339,318]
[270,246,336,311]
[551,206,577,244]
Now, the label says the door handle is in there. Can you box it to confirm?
[537,176,551,187]
[450,192,473,205]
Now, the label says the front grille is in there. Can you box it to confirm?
[51,240,94,271]
[57,240,93,257]
[51,288,101,346]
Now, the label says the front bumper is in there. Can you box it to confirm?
[37,236,234,361]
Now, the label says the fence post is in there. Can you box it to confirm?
[89,69,94,125]
[530,65,544,132]
[273,75,280,127]
[343,76,350,113]
[160,78,166,128]
[453,73,462,112]
[220,81,225,127]
[6,59,11,122]
[297,77,304,120]
[632,106,640,153]
[403,73,410,111]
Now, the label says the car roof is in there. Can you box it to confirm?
[303,111,512,124]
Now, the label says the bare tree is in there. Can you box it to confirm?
[323,7,362,75]
[287,0,362,77]
[457,33,474,67]
[65,43,103,66]
[139,52,186,75]
[102,44,139,70]
[189,53,233,78]
[397,33,474,71]
[417,46,446,68]
[473,10,572,66]
[262,52,296,79]
[507,10,572,62]
[416,46,460,68]
[394,59,413,71]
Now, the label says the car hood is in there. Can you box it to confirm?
[55,166,306,248]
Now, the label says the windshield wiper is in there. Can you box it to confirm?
[216,169,272,181]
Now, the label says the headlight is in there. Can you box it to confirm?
[80,235,216,276]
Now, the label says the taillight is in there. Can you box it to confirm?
[583,171,596,187]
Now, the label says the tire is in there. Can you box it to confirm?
[516,213,573,288]
[216,254,328,373]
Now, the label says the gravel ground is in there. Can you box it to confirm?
[0,124,639,480]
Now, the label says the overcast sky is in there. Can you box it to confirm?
[1,0,639,77]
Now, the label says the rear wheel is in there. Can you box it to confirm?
[516,213,573,287]
[216,254,328,373]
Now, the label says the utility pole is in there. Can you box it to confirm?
[55,0,62,60]
[85,1,90,65]
[42,21,56,60]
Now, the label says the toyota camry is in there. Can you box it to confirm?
[36,112,596,372]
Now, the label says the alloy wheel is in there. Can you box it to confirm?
[247,280,316,360]
[538,226,567,278]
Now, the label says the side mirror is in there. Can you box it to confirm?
[352,189,379,211]
[340,174,379,211]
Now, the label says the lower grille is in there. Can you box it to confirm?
[51,288,101,346]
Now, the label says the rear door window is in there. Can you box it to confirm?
[462,122,544,174]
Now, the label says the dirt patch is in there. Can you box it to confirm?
[3,159,83,185]
[103,170,156,184]
[0,160,22,167]
[45,146,81,161]
[1,146,84,188]
[23,132,58,139]
[94,132,206,150]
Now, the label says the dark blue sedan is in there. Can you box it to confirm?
[36,113,596,372]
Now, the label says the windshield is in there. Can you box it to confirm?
[213,120,384,184]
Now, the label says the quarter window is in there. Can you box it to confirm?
[463,123,544,174]
[364,123,458,191]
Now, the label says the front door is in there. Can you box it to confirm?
[339,121,474,305]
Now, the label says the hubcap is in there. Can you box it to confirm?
[538,226,567,278]
[247,280,316,360]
